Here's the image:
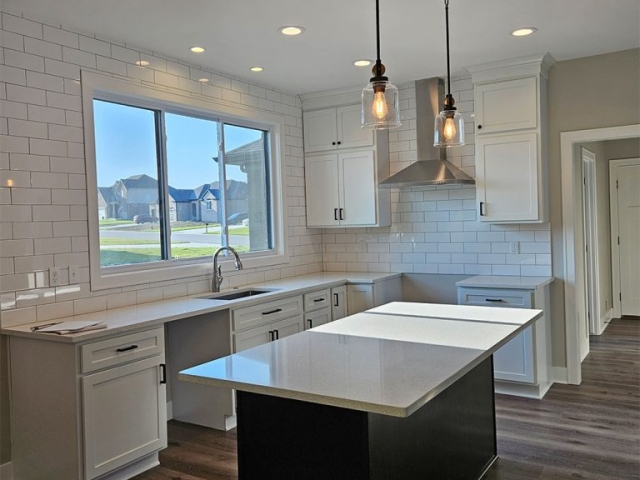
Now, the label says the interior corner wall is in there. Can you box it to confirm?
[547,48,640,366]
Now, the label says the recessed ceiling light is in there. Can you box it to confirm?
[353,59,373,67]
[250,66,264,72]
[198,77,210,83]
[136,60,150,66]
[190,46,205,53]
[279,26,305,36]
[511,27,537,37]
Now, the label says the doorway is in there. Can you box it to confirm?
[610,158,640,318]
[560,124,640,385]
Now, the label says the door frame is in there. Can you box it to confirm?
[560,124,640,385]
[609,158,640,318]
[580,147,601,336]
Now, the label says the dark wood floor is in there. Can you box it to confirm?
[134,319,640,480]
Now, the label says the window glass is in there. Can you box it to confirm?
[93,100,163,267]
[223,124,271,254]
[165,112,221,259]
[92,98,273,272]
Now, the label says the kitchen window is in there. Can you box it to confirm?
[83,72,287,290]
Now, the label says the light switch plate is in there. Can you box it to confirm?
[509,241,520,254]
[69,266,79,284]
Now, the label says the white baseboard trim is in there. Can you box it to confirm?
[494,380,552,399]
[1,461,14,480]
[552,366,568,384]
[601,308,614,332]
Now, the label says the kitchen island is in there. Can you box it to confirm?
[180,302,542,480]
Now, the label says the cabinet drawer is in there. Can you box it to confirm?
[304,307,332,330]
[457,288,532,308]
[81,327,165,374]
[304,289,331,312]
[232,295,303,332]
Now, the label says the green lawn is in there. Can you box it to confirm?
[204,226,250,236]
[100,238,187,246]
[100,245,249,266]
[99,219,134,226]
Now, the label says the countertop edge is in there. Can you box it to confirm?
[0,272,401,343]
[455,275,555,289]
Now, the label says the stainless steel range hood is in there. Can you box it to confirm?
[379,78,475,188]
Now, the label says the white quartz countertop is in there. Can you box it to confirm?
[0,272,400,343]
[179,303,541,417]
[369,301,541,325]
[455,275,554,289]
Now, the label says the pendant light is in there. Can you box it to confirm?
[434,0,465,147]
[361,0,401,129]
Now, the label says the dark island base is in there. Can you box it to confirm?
[236,356,497,480]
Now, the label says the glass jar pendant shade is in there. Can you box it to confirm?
[434,0,464,147]
[362,77,400,129]
[361,0,401,129]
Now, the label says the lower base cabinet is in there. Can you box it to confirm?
[347,276,402,315]
[457,283,552,398]
[234,315,304,351]
[9,327,167,480]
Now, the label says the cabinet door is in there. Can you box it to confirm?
[339,150,377,226]
[347,284,374,315]
[304,109,338,153]
[476,132,539,222]
[271,315,304,339]
[493,326,535,383]
[331,285,348,321]
[336,104,374,149]
[304,307,332,330]
[475,77,537,134]
[234,323,273,352]
[82,356,167,479]
[305,154,340,227]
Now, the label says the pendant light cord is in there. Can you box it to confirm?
[445,0,451,95]
[375,0,382,76]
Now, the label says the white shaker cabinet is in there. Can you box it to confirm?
[10,327,167,480]
[304,104,374,153]
[457,277,553,398]
[468,54,555,224]
[331,285,348,321]
[305,150,389,227]
[476,132,539,222]
[347,276,402,316]
[301,91,391,229]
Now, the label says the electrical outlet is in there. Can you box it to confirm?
[69,266,79,284]
[49,267,61,286]
[509,241,520,254]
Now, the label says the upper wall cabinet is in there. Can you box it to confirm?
[468,54,555,224]
[301,91,391,229]
[475,77,538,134]
[304,105,374,153]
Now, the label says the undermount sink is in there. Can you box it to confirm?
[200,288,278,301]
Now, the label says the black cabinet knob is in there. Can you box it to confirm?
[337,141,341,145]
[477,125,482,130]
[332,141,336,145]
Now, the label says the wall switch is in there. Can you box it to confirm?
[509,241,520,254]
[49,267,61,286]
[69,266,79,284]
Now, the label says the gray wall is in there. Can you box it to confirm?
[547,48,640,366]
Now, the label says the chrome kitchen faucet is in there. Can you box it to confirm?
[212,246,243,292]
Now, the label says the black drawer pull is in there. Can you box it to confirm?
[334,293,339,306]
[307,319,313,328]
[479,202,485,216]
[160,364,166,384]
[274,330,279,340]
[339,208,345,220]
[313,298,324,303]
[485,298,503,303]
[262,308,282,316]
[334,208,339,221]
[116,345,138,353]
[268,330,274,341]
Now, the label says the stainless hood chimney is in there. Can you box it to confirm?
[379,78,475,188]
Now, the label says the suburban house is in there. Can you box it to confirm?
[98,174,248,222]
[0,1,638,479]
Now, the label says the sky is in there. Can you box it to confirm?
[94,100,264,189]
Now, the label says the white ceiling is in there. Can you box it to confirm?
[5,0,640,94]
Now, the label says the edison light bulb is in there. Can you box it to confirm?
[372,91,388,119]
[443,116,457,140]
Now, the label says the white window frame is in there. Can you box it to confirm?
[82,71,289,291]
